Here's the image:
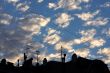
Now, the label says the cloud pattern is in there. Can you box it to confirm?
[0,0,110,69]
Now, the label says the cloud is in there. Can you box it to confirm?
[82,0,90,3]
[72,39,83,44]
[55,41,73,52]
[90,38,105,48]
[0,13,13,25]
[75,48,90,58]
[7,0,19,4]
[16,2,30,12]
[44,29,61,45]
[97,48,110,56]
[37,17,51,27]
[53,29,97,51]
[44,28,60,45]
[37,0,44,3]
[44,34,61,45]
[79,29,105,48]
[47,28,60,35]
[101,2,110,7]
[53,29,104,52]
[80,29,96,38]
[52,29,97,55]
[21,24,40,36]
[88,54,103,60]
[7,54,23,63]
[103,28,110,37]
[46,53,61,61]
[56,0,90,10]
[75,10,100,21]
[48,3,57,9]
[97,48,110,64]
[85,17,109,26]
[19,14,50,35]
[55,13,73,28]
[0,26,43,62]
[76,12,93,21]
[102,57,110,64]
[75,10,109,26]
[0,13,50,63]
[56,0,81,10]
[48,0,90,10]
[0,0,109,67]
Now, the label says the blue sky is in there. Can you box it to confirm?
[0,0,110,67]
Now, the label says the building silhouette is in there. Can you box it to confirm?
[0,53,109,73]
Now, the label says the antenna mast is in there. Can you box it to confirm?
[61,46,63,62]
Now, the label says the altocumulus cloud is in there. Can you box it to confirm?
[55,13,73,28]
[0,0,110,68]
[44,28,61,45]
[48,0,90,10]
[0,13,13,25]
[97,48,110,64]
[75,10,100,21]
[0,12,50,63]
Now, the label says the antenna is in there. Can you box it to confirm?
[23,46,30,62]
[61,46,63,62]
[60,46,67,63]
[24,44,32,61]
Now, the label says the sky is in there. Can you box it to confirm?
[0,0,110,68]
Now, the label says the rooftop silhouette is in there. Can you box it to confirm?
[0,53,110,73]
